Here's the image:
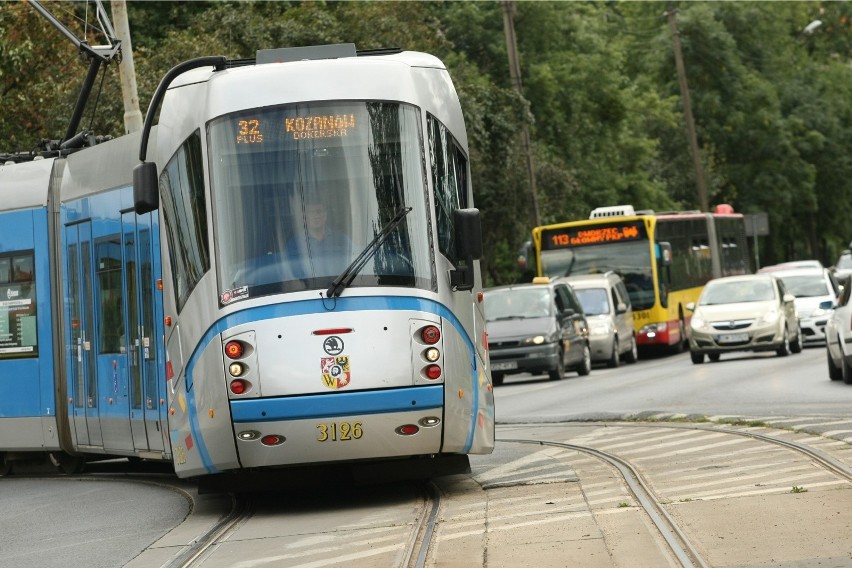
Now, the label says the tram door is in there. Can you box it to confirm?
[65,222,103,447]
[122,212,163,452]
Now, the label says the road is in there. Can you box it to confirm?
[495,344,852,422]
[6,343,852,567]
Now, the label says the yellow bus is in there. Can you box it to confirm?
[532,204,750,351]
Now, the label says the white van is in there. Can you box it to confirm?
[562,272,637,366]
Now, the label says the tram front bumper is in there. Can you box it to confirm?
[229,386,445,468]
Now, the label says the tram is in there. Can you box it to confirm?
[0,44,495,483]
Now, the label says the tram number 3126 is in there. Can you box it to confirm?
[316,421,364,442]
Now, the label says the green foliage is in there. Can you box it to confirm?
[2,1,850,280]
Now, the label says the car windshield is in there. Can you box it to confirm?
[485,288,552,321]
[700,279,775,305]
[836,255,852,270]
[574,288,609,316]
[208,101,433,303]
[776,274,830,298]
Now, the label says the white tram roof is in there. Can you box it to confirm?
[167,49,467,149]
[0,157,54,211]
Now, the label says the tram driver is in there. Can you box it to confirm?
[286,197,353,279]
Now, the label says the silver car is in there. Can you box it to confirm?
[687,274,802,363]
[563,272,637,367]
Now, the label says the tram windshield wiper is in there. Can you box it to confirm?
[326,206,412,299]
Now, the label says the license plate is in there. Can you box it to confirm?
[316,421,363,442]
[717,333,749,344]
[491,361,518,371]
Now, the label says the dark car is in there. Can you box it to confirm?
[485,277,591,385]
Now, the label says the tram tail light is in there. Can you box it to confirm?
[225,340,244,359]
[230,379,249,395]
[424,364,442,380]
[261,434,285,446]
[421,325,441,344]
[396,424,420,436]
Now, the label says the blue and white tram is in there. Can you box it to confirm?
[0,44,495,481]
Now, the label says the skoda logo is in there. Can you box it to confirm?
[323,336,344,356]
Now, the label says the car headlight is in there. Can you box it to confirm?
[689,314,707,331]
[588,320,612,336]
[810,307,829,318]
[522,335,547,345]
[759,309,780,324]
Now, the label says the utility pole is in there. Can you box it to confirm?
[502,0,541,228]
[111,0,143,134]
[666,3,709,212]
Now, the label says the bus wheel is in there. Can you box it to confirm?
[50,452,85,475]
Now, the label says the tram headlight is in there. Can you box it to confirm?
[228,362,245,377]
[424,347,440,362]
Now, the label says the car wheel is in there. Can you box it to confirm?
[776,331,790,357]
[843,356,852,385]
[0,454,10,477]
[790,324,803,354]
[827,345,842,381]
[708,353,721,362]
[549,348,566,381]
[607,337,620,368]
[690,350,704,364]
[492,372,505,386]
[575,344,592,376]
[624,335,638,364]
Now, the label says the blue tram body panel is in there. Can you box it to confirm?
[0,159,60,452]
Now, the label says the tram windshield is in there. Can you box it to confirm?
[209,101,433,304]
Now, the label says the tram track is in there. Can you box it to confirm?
[500,437,710,568]
[498,420,852,568]
[165,480,441,568]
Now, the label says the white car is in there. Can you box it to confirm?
[760,266,839,344]
[825,275,852,382]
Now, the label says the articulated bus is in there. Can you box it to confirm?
[0,45,495,485]
[532,205,750,350]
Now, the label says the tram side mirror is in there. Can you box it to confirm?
[133,161,159,215]
[450,208,483,292]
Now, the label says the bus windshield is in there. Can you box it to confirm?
[540,241,655,310]
[208,101,433,304]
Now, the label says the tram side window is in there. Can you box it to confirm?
[0,251,38,360]
[428,114,469,265]
[160,130,210,311]
[96,237,125,353]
